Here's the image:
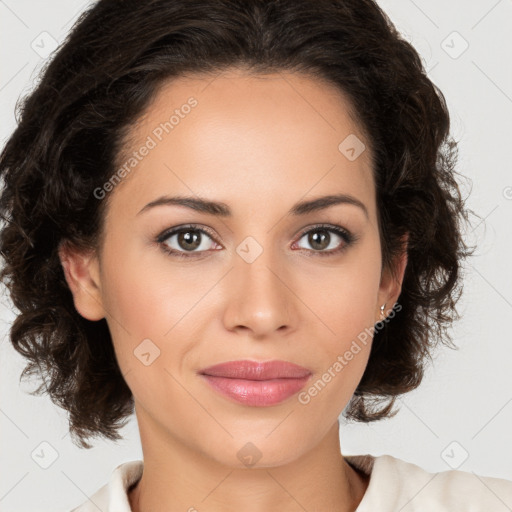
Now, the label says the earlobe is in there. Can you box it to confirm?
[58,240,105,321]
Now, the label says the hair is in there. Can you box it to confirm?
[0,0,477,449]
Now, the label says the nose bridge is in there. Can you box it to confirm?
[223,236,295,335]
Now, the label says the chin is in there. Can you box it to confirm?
[204,435,306,470]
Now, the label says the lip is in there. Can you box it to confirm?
[199,360,312,406]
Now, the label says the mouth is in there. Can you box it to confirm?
[198,360,312,406]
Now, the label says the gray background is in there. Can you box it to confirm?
[1,1,511,511]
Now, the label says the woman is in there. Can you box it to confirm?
[1,0,510,511]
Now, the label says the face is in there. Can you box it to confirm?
[60,69,405,468]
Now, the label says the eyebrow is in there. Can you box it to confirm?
[137,193,369,219]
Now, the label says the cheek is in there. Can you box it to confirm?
[298,244,381,393]
[99,239,215,381]
[102,261,169,333]
[101,233,197,333]
[99,257,190,408]
[297,270,378,417]
[300,249,381,340]
[98,238,175,370]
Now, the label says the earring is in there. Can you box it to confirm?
[380,303,386,319]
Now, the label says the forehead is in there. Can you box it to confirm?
[108,69,376,222]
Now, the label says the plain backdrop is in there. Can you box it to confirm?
[1,1,511,511]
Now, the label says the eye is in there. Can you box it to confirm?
[156,223,357,260]
[157,224,220,258]
[292,224,356,256]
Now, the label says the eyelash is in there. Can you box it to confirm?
[156,223,357,260]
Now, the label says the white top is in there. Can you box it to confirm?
[69,454,512,511]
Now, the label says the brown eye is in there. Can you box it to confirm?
[294,225,355,256]
[156,223,355,260]
[307,229,331,250]
[176,230,202,251]
[158,225,218,256]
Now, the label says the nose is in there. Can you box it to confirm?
[222,248,297,338]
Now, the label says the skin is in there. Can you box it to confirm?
[59,69,407,512]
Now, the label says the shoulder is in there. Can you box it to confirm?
[69,460,143,512]
[345,453,512,511]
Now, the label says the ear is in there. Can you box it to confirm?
[377,233,408,321]
[58,239,105,321]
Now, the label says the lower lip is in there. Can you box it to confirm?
[200,375,311,406]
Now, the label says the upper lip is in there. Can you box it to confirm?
[199,360,312,380]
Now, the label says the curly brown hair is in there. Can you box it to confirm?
[0,0,477,449]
